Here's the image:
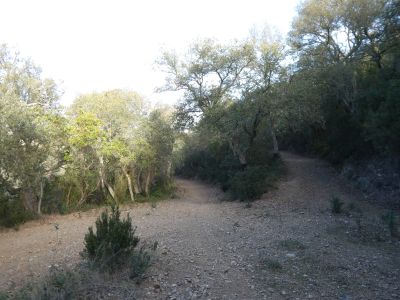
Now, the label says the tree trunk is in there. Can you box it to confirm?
[269,118,279,156]
[22,186,36,212]
[105,181,116,202]
[166,160,172,178]
[37,180,44,215]
[144,169,152,197]
[229,140,247,170]
[134,167,142,194]
[98,156,105,191]
[77,183,88,208]
[123,168,135,202]
[66,186,72,208]
[99,155,116,202]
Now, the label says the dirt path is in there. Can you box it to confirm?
[1,152,399,299]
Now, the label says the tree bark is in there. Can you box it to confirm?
[66,186,72,208]
[98,155,116,201]
[229,139,247,169]
[144,169,152,197]
[269,118,279,156]
[123,168,135,202]
[22,186,36,213]
[134,167,142,194]
[37,180,44,215]
[105,181,116,202]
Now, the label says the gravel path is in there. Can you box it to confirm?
[1,152,399,299]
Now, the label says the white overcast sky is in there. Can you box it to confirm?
[0,0,299,106]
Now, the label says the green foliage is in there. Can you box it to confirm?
[130,242,158,278]
[261,258,283,271]
[382,211,399,238]
[331,196,344,214]
[0,45,65,224]
[177,135,284,201]
[0,196,33,228]
[82,206,139,272]
[228,165,272,201]
[279,239,306,251]
[4,268,81,300]
[282,0,400,164]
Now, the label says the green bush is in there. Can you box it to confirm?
[177,140,284,202]
[261,258,283,271]
[82,205,139,272]
[279,239,306,251]
[383,211,399,238]
[4,267,82,300]
[229,157,284,201]
[228,166,269,201]
[130,242,158,279]
[331,196,344,214]
[0,197,34,228]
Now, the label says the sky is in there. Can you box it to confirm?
[0,0,299,106]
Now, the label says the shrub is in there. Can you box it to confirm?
[279,239,306,251]
[0,197,34,228]
[5,268,82,300]
[228,166,269,201]
[176,139,284,202]
[261,258,283,271]
[82,205,139,272]
[229,157,284,201]
[331,196,344,214]
[130,242,158,279]
[383,211,399,238]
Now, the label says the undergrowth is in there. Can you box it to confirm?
[331,196,344,214]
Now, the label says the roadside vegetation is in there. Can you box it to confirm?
[1,0,399,299]
[0,46,176,227]
[0,206,156,299]
[1,0,399,227]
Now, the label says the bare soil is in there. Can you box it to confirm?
[1,152,399,299]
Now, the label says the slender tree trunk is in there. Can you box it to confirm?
[98,155,116,201]
[229,140,247,170]
[66,186,72,208]
[269,118,279,156]
[144,169,152,197]
[105,181,116,202]
[77,183,88,208]
[37,180,44,215]
[123,168,135,202]
[166,161,172,179]
[135,167,142,194]
[22,186,36,212]
[99,169,105,190]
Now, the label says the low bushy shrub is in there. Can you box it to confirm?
[130,242,158,278]
[82,205,139,272]
[331,196,344,214]
[0,197,34,228]
[177,141,284,201]
[383,211,399,238]
[228,166,270,201]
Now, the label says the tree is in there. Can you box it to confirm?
[285,0,400,160]
[159,39,254,128]
[66,90,175,205]
[0,45,63,216]
[159,34,286,166]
